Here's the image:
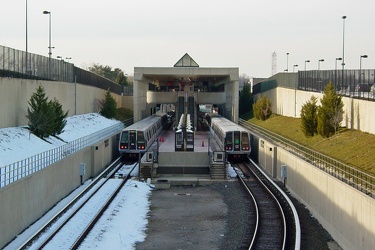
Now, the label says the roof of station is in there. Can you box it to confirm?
[134,53,239,85]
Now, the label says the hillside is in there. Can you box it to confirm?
[246,115,375,176]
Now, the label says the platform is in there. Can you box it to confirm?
[140,128,226,181]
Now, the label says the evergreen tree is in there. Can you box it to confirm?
[239,83,252,114]
[317,82,344,138]
[252,95,272,121]
[50,98,68,136]
[300,96,318,137]
[100,89,117,119]
[27,86,54,138]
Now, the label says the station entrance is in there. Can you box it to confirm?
[134,53,240,182]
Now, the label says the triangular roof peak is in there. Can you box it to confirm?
[174,53,199,67]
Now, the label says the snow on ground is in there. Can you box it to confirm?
[0,113,121,167]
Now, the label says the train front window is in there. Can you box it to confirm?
[120,131,128,143]
[241,132,249,150]
[225,132,233,150]
[137,131,145,143]
[225,132,233,144]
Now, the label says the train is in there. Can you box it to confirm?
[175,113,194,151]
[205,114,251,160]
[119,112,169,159]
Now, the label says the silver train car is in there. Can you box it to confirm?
[206,114,251,160]
[119,112,167,159]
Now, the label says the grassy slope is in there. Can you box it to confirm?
[245,114,375,176]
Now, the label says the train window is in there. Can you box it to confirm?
[176,133,183,143]
[120,131,129,143]
[187,133,193,142]
[137,131,145,143]
[225,132,233,144]
[241,132,250,150]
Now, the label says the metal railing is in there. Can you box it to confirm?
[239,119,375,198]
[0,123,125,189]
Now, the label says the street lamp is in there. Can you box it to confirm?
[335,58,342,70]
[360,55,368,87]
[335,58,342,90]
[43,10,52,78]
[342,16,347,70]
[304,60,310,71]
[293,64,298,72]
[341,16,347,91]
[286,53,289,72]
[26,0,29,74]
[318,59,324,70]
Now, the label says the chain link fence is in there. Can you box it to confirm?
[0,45,133,96]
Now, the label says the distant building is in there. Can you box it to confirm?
[249,77,266,93]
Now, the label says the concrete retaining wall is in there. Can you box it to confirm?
[256,134,375,250]
[0,134,118,249]
[0,78,133,128]
[256,87,375,135]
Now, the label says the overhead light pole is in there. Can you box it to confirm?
[304,60,310,71]
[25,0,29,74]
[335,58,342,90]
[286,53,289,72]
[293,64,298,73]
[43,10,52,78]
[318,59,324,71]
[359,55,368,89]
[341,16,347,91]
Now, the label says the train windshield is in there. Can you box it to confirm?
[225,132,233,151]
[241,132,249,150]
[225,132,233,144]
[120,131,129,143]
[137,131,145,143]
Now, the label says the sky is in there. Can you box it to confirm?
[1,113,238,249]
[2,0,375,78]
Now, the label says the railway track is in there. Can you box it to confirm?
[232,158,301,250]
[19,158,137,249]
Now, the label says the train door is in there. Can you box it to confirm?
[119,131,129,150]
[175,130,184,151]
[137,131,146,150]
[241,132,250,151]
[129,130,136,149]
[233,131,240,151]
[224,132,233,151]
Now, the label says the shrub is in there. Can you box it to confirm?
[300,96,318,137]
[252,95,272,121]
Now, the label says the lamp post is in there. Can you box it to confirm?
[25,0,29,74]
[293,64,298,73]
[335,58,342,90]
[341,16,347,91]
[318,59,324,90]
[359,55,368,90]
[304,60,310,71]
[43,10,52,78]
[286,53,289,72]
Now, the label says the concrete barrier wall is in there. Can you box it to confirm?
[258,87,375,134]
[0,78,133,128]
[255,134,375,250]
[159,152,209,167]
[0,134,118,249]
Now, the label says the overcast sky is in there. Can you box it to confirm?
[2,0,375,77]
